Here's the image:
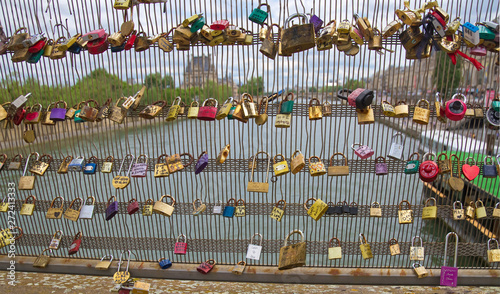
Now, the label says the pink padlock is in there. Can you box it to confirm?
[197,259,216,274]
[350,27,364,45]
[375,156,388,175]
[445,93,467,121]
[352,143,374,159]
[174,234,187,255]
[210,20,230,31]
[470,45,487,56]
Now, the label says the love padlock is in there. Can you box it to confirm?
[388,133,404,160]
[419,152,439,182]
[351,143,374,159]
[404,152,420,174]
[448,154,464,192]
[440,232,459,287]
[337,88,374,110]
[246,233,263,260]
[68,232,83,255]
[106,196,119,221]
[445,93,467,121]
[83,156,98,174]
[197,259,216,274]
[483,156,498,178]
[158,258,172,269]
[375,156,388,175]
[174,234,187,255]
[130,154,148,178]
[127,198,139,215]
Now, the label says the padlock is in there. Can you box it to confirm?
[434,92,448,123]
[8,27,30,51]
[166,97,182,121]
[387,133,404,160]
[404,152,420,174]
[445,93,467,121]
[368,28,383,50]
[49,230,63,250]
[291,150,306,174]
[216,97,234,120]
[123,30,137,50]
[190,16,206,33]
[33,249,52,268]
[328,237,342,260]
[304,198,328,221]
[349,202,359,215]
[112,154,135,189]
[46,196,64,219]
[30,154,52,176]
[419,152,439,182]
[73,101,88,123]
[382,20,402,38]
[410,236,425,261]
[41,103,56,125]
[247,151,271,193]
[0,197,8,212]
[413,263,429,278]
[213,200,223,214]
[473,103,484,118]
[101,156,114,173]
[23,124,36,144]
[127,198,139,215]
[183,13,203,27]
[270,200,286,222]
[249,2,270,24]
[154,154,170,177]
[278,230,307,269]
[394,100,409,117]
[142,199,154,216]
[64,197,82,222]
[462,22,480,45]
[83,156,98,175]
[351,143,374,159]
[114,250,132,284]
[0,103,8,122]
[370,201,382,217]
[493,203,500,218]
[375,156,388,175]
[106,196,119,221]
[357,106,375,125]
[109,98,127,124]
[13,105,27,126]
[486,102,500,130]
[231,261,246,275]
[79,196,96,219]
[87,33,109,55]
[223,198,236,218]
[413,99,431,125]
[259,24,279,59]
[483,156,498,178]
[153,195,176,217]
[158,258,172,269]
[437,153,451,174]
[465,103,475,117]
[440,232,459,287]
[308,156,326,177]
[241,93,259,118]
[475,200,487,219]
[68,232,83,255]
[245,233,264,260]
[192,199,207,216]
[453,201,465,220]
[328,153,349,176]
[281,13,315,55]
[174,234,187,255]
[0,227,23,250]
[466,201,476,219]
[167,153,194,173]
[316,20,336,50]
[49,100,67,121]
[8,92,30,116]
[108,31,126,47]
[49,36,68,59]
[234,199,246,217]
[231,98,248,123]
[198,98,219,121]
[273,154,290,177]
[96,255,114,270]
[487,238,500,263]
[194,151,209,174]
[337,88,374,110]
[11,46,31,62]
[280,92,295,114]
[381,101,396,117]
[255,97,269,125]
[19,152,38,190]
[323,101,332,116]
[340,201,349,214]
[68,156,85,172]
[186,101,200,119]
[0,154,6,171]
[130,154,148,178]
[359,233,373,259]
[139,100,166,119]
[399,26,423,50]
[24,104,43,124]
[398,200,413,224]
[133,32,150,52]
[308,98,323,120]
[448,154,464,192]
[8,154,23,170]
[422,197,438,219]
[197,259,216,274]
[389,238,401,256]
[82,28,107,42]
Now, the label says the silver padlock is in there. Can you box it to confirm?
[246,233,263,260]
[68,156,85,171]
[213,200,222,214]
[22,33,46,47]
[8,93,31,115]
[388,132,404,160]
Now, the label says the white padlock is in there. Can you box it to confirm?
[388,133,404,160]
[246,233,263,260]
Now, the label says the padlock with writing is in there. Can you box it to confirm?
[352,143,374,159]
[139,100,166,119]
[249,3,270,24]
[46,196,64,219]
[413,99,431,125]
[83,156,98,174]
[437,153,451,174]
[328,237,342,260]
[30,154,52,176]
[100,156,114,173]
[452,201,465,220]
[153,195,176,217]
[389,238,401,256]
[398,200,413,224]
[404,152,420,174]
[394,100,409,117]
[174,234,187,255]
[197,259,216,274]
[112,154,134,189]
[192,199,206,216]
[246,233,263,260]
[328,153,349,176]
[448,154,464,192]
[167,153,194,173]
[166,97,182,121]
[304,197,328,221]
[79,196,95,219]
[33,249,52,268]
[216,97,234,120]
[413,263,429,278]
[64,198,82,222]
[388,133,404,160]
[410,236,425,261]
[475,200,487,219]
[49,230,63,250]
[113,250,132,284]
[370,201,382,217]
[127,198,139,215]
[381,100,396,117]
[142,199,154,216]
[359,233,373,259]
[247,151,271,193]
[278,230,307,269]
[487,238,500,263]
[198,98,219,121]
[422,197,438,219]
[440,232,459,287]
[68,232,83,255]
[106,196,119,221]
[19,152,38,190]
[273,154,289,177]
[69,156,85,172]
[78,99,99,122]
[130,154,148,178]
[8,154,22,170]
[154,154,170,177]
[281,14,315,55]
[232,261,246,275]
[270,200,286,222]
[235,199,246,217]
[375,156,388,175]
[0,197,8,213]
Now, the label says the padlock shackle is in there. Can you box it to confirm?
[475,199,484,207]
[276,199,286,209]
[159,195,176,206]
[416,99,430,109]
[24,195,36,204]
[291,150,302,159]
[399,200,412,210]
[226,198,236,206]
[136,154,148,164]
[488,238,499,250]
[171,96,182,106]
[273,153,286,164]
[258,97,269,114]
[337,89,352,101]
[53,230,63,239]
[250,233,263,246]
[117,250,132,272]
[117,154,135,175]
[61,155,73,164]
[176,234,187,243]
[359,233,368,244]
[100,254,114,262]
[443,232,458,267]
[412,235,423,247]
[375,156,386,164]
[425,197,437,207]
[389,238,398,246]
[73,231,83,240]
[236,199,245,206]
[50,196,64,208]
[205,259,216,265]
[145,199,154,205]
[284,13,309,29]
[12,153,23,163]
[329,152,348,166]
[23,152,40,176]
[192,198,204,210]
[249,151,271,184]
[423,152,436,161]
[453,201,463,210]
[0,154,6,164]
[202,98,219,107]
[329,237,341,248]
[157,154,169,164]
[284,229,304,246]
[391,132,404,144]
[437,152,448,160]
[303,197,317,211]
[85,196,96,205]
[451,93,467,103]
[87,156,98,163]
[408,152,420,161]
[179,152,194,167]
[371,201,380,208]
[107,196,117,207]
[190,101,199,107]
[484,156,494,165]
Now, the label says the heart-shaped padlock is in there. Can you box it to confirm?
[462,157,480,181]
[448,154,464,192]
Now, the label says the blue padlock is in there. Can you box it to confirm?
[83,156,98,174]
[67,42,82,54]
[462,22,480,45]
[158,258,172,269]
[111,42,126,53]
[222,198,236,218]
[68,156,85,171]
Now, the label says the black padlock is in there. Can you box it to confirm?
[349,202,359,215]
[333,202,343,214]
[325,202,336,215]
[483,157,498,178]
[342,201,350,214]
[337,88,374,110]
[486,108,499,130]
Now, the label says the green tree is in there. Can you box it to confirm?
[239,77,264,96]
[309,86,318,93]
[144,73,162,89]
[343,79,366,89]
[432,51,462,97]
[162,75,174,88]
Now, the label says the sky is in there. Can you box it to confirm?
[0,0,498,93]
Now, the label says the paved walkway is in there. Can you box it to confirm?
[0,271,499,293]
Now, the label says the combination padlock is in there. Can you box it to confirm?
[445,93,467,121]
[419,152,439,182]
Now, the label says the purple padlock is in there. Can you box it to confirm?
[470,45,487,56]
[50,100,68,121]
[375,156,388,175]
[105,196,119,221]
[440,232,459,287]
[309,14,324,34]
[195,151,209,175]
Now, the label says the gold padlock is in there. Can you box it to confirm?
[33,249,52,268]
[20,195,36,216]
[466,201,475,219]
[422,197,437,219]
[259,24,279,59]
[153,195,176,217]
[247,151,271,193]
[29,154,52,176]
[410,236,425,261]
[475,200,487,219]
[242,93,258,118]
[166,97,182,121]
[96,255,114,270]
[382,20,402,39]
[216,144,231,164]
[327,152,349,176]
[368,28,382,50]
[399,26,423,50]
[357,106,375,124]
[281,14,315,55]
[493,203,500,218]
[395,9,420,26]
[353,14,373,39]
[270,200,286,222]
[109,98,127,124]
[398,200,413,224]
[11,47,30,62]
[394,100,409,117]
[359,233,373,259]
[143,199,154,216]
[273,154,290,177]
[216,97,234,120]
[453,201,465,220]
[46,196,64,219]
[50,37,67,60]
[487,238,500,263]
[259,23,269,41]
[187,101,199,119]
[437,153,450,174]
[167,153,194,173]
[337,19,352,34]
[19,152,39,190]
[57,155,73,174]
[474,103,484,118]
[7,27,30,51]
[139,100,166,119]
[101,156,114,173]
[308,156,327,176]
[232,261,246,275]
[278,230,307,270]
[370,201,382,217]
[412,99,430,125]
[108,31,126,46]
[304,197,328,221]
[323,101,332,116]
[8,154,23,170]
[381,100,396,117]
[255,97,269,125]
[192,199,207,216]
[290,150,306,174]
[389,238,401,256]
[235,199,246,217]
[328,237,342,260]
[64,197,82,222]
[413,263,428,278]
[134,32,150,52]
[308,98,323,120]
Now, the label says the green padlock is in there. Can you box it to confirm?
[478,24,495,40]
[227,100,237,120]
[27,49,44,64]
[74,101,86,123]
[280,92,295,114]
[190,16,206,33]
[404,152,420,174]
[492,99,500,112]
[249,3,271,25]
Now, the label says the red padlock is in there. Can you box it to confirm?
[125,31,137,50]
[127,198,139,215]
[174,234,187,255]
[445,93,467,121]
[197,259,216,274]
[28,39,46,53]
[68,232,83,255]
[13,107,26,125]
[419,152,439,182]
[351,143,374,159]
[24,104,42,124]
[197,98,218,121]
[210,20,230,31]
[87,34,109,55]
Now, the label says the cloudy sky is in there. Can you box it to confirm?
[0,0,498,94]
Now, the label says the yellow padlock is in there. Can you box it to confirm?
[422,197,437,219]
[413,263,428,278]
[270,200,286,222]
[20,195,36,216]
[410,236,425,261]
[381,100,396,117]
[165,97,182,121]
[493,203,500,218]
[153,195,176,217]
[273,154,290,176]
[487,238,500,263]
[475,200,487,219]
[327,152,349,176]
[328,237,342,260]
[398,200,413,224]
[187,101,199,119]
[356,106,375,124]
[235,199,246,217]
[370,201,382,217]
[359,233,373,259]
[412,99,430,125]
[304,198,328,221]
[394,100,409,117]
[389,238,401,256]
